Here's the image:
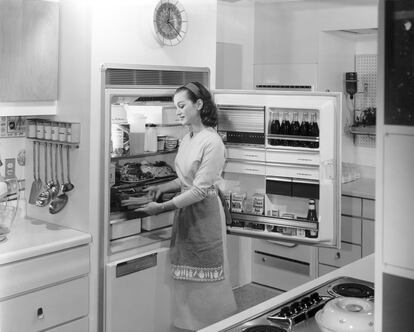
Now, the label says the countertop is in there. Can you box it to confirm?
[342,177,375,200]
[0,216,92,265]
[199,254,375,332]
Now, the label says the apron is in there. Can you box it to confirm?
[170,188,226,282]
[169,189,237,330]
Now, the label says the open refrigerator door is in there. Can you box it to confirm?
[214,90,342,248]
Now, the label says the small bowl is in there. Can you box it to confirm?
[165,136,178,150]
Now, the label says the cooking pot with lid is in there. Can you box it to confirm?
[315,296,374,332]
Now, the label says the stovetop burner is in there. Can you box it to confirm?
[227,277,375,332]
[329,282,374,298]
[243,325,286,332]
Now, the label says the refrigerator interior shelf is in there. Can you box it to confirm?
[226,226,321,244]
[230,212,318,230]
[28,138,79,148]
[266,134,320,142]
[111,148,178,161]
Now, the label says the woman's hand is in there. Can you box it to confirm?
[134,201,163,216]
[143,185,163,202]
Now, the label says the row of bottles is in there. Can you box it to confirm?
[268,111,319,148]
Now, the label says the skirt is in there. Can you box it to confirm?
[170,195,237,330]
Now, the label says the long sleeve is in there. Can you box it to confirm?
[172,129,225,209]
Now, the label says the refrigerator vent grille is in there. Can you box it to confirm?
[105,68,209,88]
[256,84,313,91]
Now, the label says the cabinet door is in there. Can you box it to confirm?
[0,0,59,102]
[0,277,89,332]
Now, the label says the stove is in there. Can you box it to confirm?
[226,277,374,332]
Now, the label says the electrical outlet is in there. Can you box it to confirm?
[5,158,16,180]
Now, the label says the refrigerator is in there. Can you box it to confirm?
[100,64,342,331]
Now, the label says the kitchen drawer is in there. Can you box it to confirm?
[253,239,313,263]
[362,220,375,257]
[319,242,362,268]
[252,251,311,291]
[266,164,319,180]
[362,199,375,220]
[0,245,90,299]
[226,146,265,162]
[266,150,320,166]
[341,196,362,217]
[46,317,88,332]
[224,160,265,175]
[0,276,89,332]
[341,216,362,245]
[318,263,337,277]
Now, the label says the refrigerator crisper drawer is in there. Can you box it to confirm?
[266,163,319,180]
[266,150,320,166]
[110,218,141,240]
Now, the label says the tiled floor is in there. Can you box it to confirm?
[233,282,283,314]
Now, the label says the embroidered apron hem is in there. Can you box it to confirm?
[171,264,224,282]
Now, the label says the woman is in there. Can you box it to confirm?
[136,82,237,331]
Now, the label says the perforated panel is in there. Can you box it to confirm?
[355,54,377,110]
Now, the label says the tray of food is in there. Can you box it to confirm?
[119,160,176,184]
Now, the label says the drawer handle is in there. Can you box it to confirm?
[245,168,260,172]
[262,257,267,262]
[37,307,44,319]
[245,154,258,158]
[335,252,341,259]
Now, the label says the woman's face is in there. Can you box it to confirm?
[174,90,202,126]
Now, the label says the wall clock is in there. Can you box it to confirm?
[153,0,188,46]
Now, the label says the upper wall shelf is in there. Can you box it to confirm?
[349,125,376,136]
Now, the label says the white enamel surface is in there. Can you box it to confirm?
[0,216,91,265]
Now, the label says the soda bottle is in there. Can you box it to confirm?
[291,112,300,146]
[309,112,319,148]
[280,112,291,146]
[305,199,318,238]
[299,112,310,147]
[271,112,281,145]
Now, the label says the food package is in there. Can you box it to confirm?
[231,192,247,213]
[252,193,265,215]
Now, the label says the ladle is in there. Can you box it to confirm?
[36,143,52,207]
[28,141,39,204]
[62,145,74,192]
[49,144,68,214]
[49,144,60,200]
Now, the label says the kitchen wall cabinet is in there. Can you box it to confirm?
[0,0,59,102]
[318,194,375,276]
[0,245,90,332]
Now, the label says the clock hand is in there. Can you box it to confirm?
[168,22,181,37]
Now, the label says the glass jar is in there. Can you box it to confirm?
[44,121,52,140]
[51,122,59,141]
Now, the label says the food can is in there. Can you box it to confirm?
[157,135,166,151]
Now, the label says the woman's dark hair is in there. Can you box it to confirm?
[175,81,218,127]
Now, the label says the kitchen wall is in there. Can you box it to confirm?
[216,0,255,89]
